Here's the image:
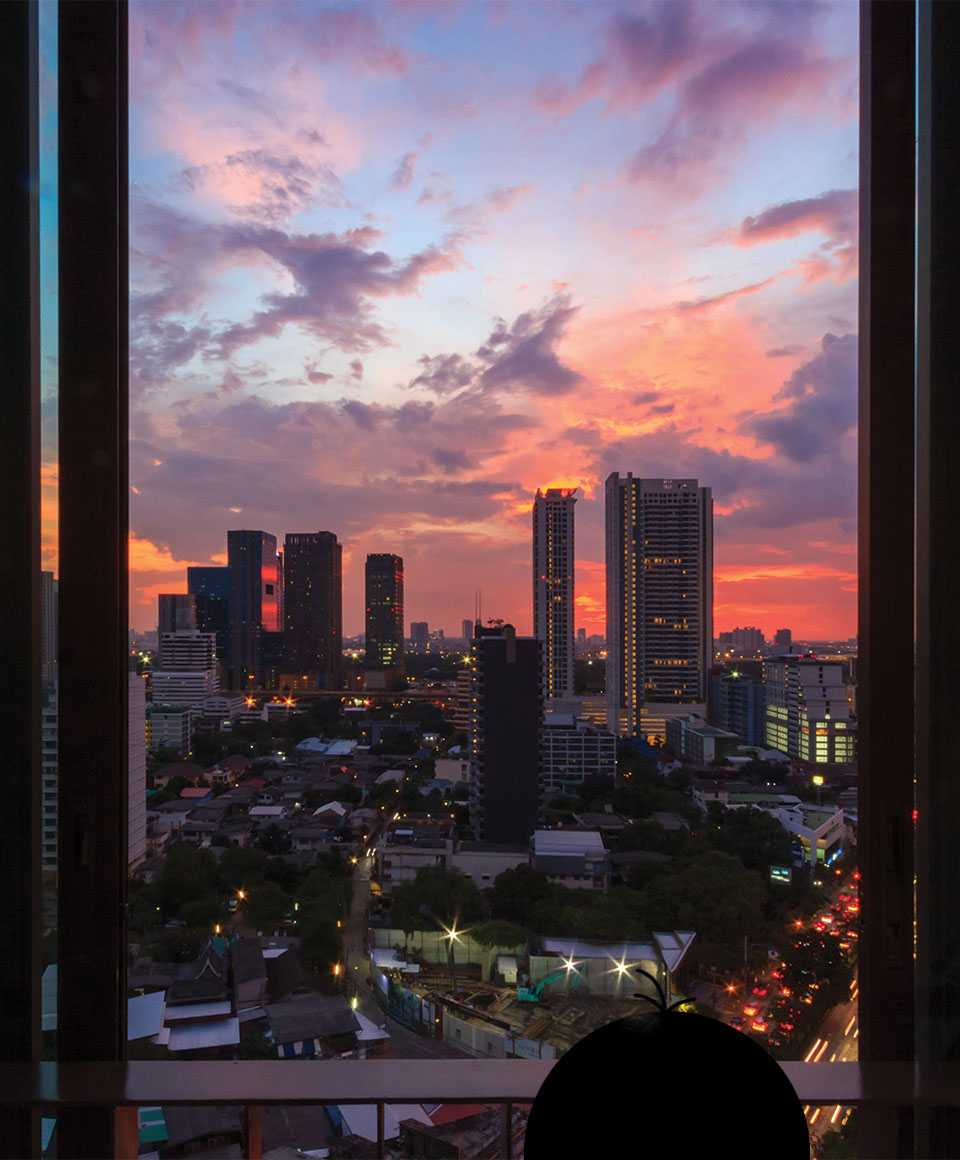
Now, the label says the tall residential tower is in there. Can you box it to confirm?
[605,475,713,740]
[365,554,404,670]
[283,531,343,689]
[533,487,576,704]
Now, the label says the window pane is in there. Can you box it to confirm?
[127,3,858,1137]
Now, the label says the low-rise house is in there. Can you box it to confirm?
[265,995,360,1058]
[530,829,609,892]
[450,842,527,888]
[232,937,269,1021]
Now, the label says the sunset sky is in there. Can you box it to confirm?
[114,0,859,638]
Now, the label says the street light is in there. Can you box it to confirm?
[441,921,464,996]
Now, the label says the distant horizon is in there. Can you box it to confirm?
[53,2,859,641]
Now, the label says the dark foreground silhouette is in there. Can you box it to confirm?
[526,970,809,1158]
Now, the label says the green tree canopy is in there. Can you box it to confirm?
[646,849,766,943]
[218,846,268,895]
[488,865,557,925]
[298,920,343,974]
[470,919,527,949]
[243,881,290,931]
[156,843,218,919]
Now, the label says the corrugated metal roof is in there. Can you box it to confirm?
[127,990,165,1040]
[164,1000,232,1022]
[533,829,604,854]
[339,1103,432,1142]
[167,1016,240,1052]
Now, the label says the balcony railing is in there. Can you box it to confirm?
[4,1060,960,1159]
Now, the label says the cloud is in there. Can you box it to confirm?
[409,352,476,396]
[487,184,535,214]
[406,295,583,400]
[738,189,857,247]
[390,151,418,190]
[477,296,584,396]
[742,332,857,463]
[675,276,778,313]
[214,222,463,357]
[349,359,364,381]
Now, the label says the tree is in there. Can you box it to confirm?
[255,823,292,856]
[219,846,268,895]
[647,849,766,944]
[298,919,343,974]
[156,842,218,919]
[408,866,482,926]
[178,894,222,930]
[471,919,526,949]
[617,818,678,854]
[712,806,793,873]
[243,881,289,931]
[488,865,557,925]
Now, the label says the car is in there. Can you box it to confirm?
[751,1019,768,1033]
[752,986,768,997]
[730,1017,745,1030]
[742,1003,759,1017]
[780,986,793,997]
[780,1021,795,1032]
[767,1034,783,1048]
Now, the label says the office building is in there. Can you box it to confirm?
[187,565,231,667]
[774,628,792,649]
[283,531,343,690]
[158,629,216,671]
[40,570,57,688]
[227,530,279,688]
[541,715,616,792]
[146,704,192,755]
[157,592,197,634]
[763,655,856,765]
[605,475,713,741]
[152,628,220,714]
[462,618,474,643]
[665,714,738,765]
[469,624,542,844]
[713,666,766,747]
[40,689,57,872]
[533,487,576,703]
[365,553,404,670]
[410,621,429,650]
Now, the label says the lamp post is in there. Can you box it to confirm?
[441,922,461,996]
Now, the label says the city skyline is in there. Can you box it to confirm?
[112,2,858,639]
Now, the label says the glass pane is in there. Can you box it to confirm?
[39,0,58,1072]
[127,3,859,1132]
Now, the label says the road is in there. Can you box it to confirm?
[341,851,475,1060]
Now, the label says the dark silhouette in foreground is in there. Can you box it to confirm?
[526,968,809,1158]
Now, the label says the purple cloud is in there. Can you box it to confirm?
[742,333,857,463]
[738,189,857,247]
[390,152,418,190]
[477,296,584,397]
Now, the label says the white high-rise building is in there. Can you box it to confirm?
[533,487,576,703]
[605,475,713,740]
[763,655,856,764]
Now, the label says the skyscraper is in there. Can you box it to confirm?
[187,565,231,675]
[157,592,197,634]
[365,554,404,670]
[533,487,576,703]
[410,621,429,650]
[605,475,713,741]
[227,530,279,689]
[469,624,542,843]
[283,531,343,690]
